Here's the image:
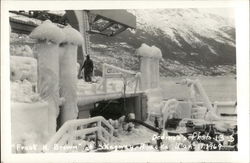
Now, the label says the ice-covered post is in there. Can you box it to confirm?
[30,20,64,135]
[136,44,162,90]
[59,25,83,124]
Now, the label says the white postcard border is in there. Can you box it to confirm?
[1,1,249,162]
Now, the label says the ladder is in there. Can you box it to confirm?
[82,11,91,56]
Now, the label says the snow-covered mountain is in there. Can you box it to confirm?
[130,9,234,47]
[90,8,236,76]
[9,9,236,77]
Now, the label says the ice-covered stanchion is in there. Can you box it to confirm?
[30,20,64,135]
[59,25,83,124]
[136,43,162,90]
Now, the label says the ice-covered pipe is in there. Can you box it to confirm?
[30,20,64,135]
[59,25,83,124]
[181,79,214,112]
[180,79,220,121]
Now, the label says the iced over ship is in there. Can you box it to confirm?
[9,10,237,153]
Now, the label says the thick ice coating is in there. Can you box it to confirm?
[12,101,50,153]
[137,43,162,58]
[11,45,33,58]
[10,56,37,82]
[62,25,83,45]
[145,88,164,115]
[30,20,64,44]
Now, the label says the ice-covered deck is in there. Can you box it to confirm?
[76,78,143,106]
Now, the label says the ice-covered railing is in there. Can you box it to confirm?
[45,116,114,152]
[99,63,141,93]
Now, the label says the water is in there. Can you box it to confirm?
[160,75,237,102]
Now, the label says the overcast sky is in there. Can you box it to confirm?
[198,8,235,19]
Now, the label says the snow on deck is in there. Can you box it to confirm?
[77,78,143,106]
[110,126,155,146]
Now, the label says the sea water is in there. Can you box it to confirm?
[160,75,237,102]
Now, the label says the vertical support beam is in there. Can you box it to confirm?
[134,77,139,93]
[133,73,141,93]
[102,64,107,93]
[65,11,85,66]
[72,10,91,56]
[124,97,134,115]
[134,95,142,120]
[66,10,90,78]
[123,95,143,121]
[81,11,91,56]
[141,93,148,121]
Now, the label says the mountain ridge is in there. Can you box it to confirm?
[90,9,236,77]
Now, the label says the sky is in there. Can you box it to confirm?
[48,8,235,20]
[198,8,235,19]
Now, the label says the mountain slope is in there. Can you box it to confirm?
[90,9,236,76]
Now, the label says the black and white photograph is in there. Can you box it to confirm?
[1,0,249,163]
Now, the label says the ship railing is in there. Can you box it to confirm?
[45,116,114,152]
